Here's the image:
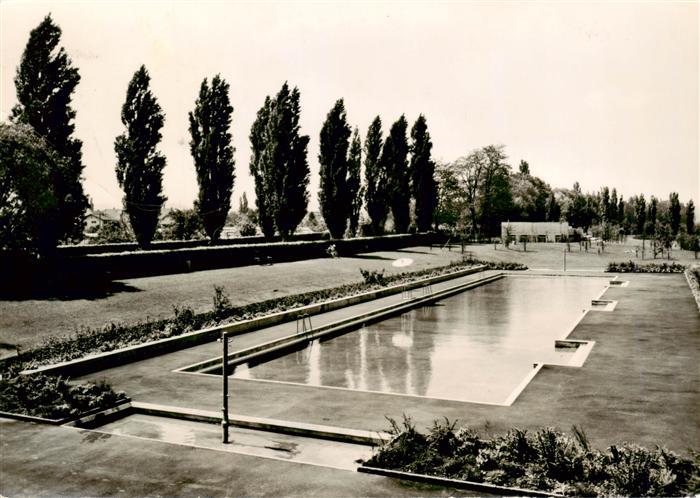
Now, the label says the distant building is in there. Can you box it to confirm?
[501,221,571,242]
[84,209,123,232]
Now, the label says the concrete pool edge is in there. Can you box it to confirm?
[21,265,489,378]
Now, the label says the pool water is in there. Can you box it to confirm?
[231,276,607,404]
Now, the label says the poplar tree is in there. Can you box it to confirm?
[410,115,437,232]
[114,66,166,248]
[634,195,646,236]
[347,128,363,237]
[318,99,352,238]
[249,82,310,240]
[669,192,681,237]
[382,115,410,233]
[364,117,388,234]
[686,200,695,234]
[11,14,89,243]
[189,75,235,242]
[249,97,275,238]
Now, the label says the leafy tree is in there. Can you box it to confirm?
[249,82,309,239]
[410,114,437,232]
[249,97,275,238]
[617,196,625,226]
[510,170,550,221]
[318,99,352,239]
[600,187,611,222]
[161,209,202,241]
[608,188,618,223]
[518,160,530,175]
[668,192,681,237]
[434,161,465,231]
[189,75,235,242]
[546,191,561,222]
[686,199,695,234]
[646,196,658,238]
[382,115,410,233]
[479,145,513,237]
[634,195,646,236]
[11,14,89,242]
[364,116,388,234]
[114,65,167,248]
[0,123,64,253]
[347,128,363,237]
[566,182,588,229]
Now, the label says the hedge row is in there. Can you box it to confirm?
[3,258,514,373]
[606,261,686,273]
[58,231,329,256]
[364,417,699,497]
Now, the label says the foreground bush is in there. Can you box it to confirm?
[364,417,699,497]
[607,261,686,273]
[0,371,127,420]
[4,259,524,372]
[463,258,528,271]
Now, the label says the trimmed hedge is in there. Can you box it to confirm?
[364,417,699,497]
[607,261,686,273]
[58,231,329,256]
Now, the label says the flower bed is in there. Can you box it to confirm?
[0,371,127,420]
[363,417,699,497]
[685,264,700,312]
[606,261,686,273]
[2,260,526,373]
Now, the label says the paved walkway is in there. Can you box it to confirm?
[0,418,481,497]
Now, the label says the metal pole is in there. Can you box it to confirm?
[564,247,567,272]
[221,330,229,444]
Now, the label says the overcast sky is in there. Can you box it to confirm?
[1,1,698,210]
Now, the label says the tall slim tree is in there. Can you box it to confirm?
[668,192,681,237]
[347,128,363,237]
[410,114,437,232]
[634,195,646,236]
[686,199,695,234]
[382,115,410,233]
[114,66,167,248]
[249,82,310,240]
[318,99,352,239]
[189,75,235,242]
[647,196,658,237]
[617,196,625,226]
[546,191,561,222]
[11,14,89,243]
[364,117,388,234]
[249,97,275,238]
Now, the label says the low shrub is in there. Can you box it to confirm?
[462,258,528,271]
[0,371,127,420]
[364,421,699,497]
[607,261,686,273]
[360,268,387,286]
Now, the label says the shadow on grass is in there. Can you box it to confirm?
[395,249,435,255]
[0,280,142,302]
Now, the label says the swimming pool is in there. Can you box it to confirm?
[229,275,607,405]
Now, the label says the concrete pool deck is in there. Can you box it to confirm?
[2,270,698,496]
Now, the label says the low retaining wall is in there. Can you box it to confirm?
[23,265,488,378]
[357,466,563,497]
